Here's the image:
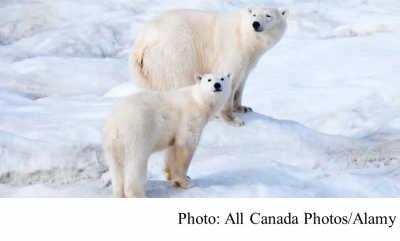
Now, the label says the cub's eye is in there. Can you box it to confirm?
[253,14,256,17]
[208,79,211,82]
[266,14,271,18]
[221,78,224,81]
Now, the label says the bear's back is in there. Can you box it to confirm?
[147,8,226,33]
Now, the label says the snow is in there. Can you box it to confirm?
[1,0,400,198]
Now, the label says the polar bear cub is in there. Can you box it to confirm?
[102,73,232,198]
[130,6,289,127]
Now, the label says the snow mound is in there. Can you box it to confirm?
[104,81,145,98]
[328,20,400,39]
[0,57,129,96]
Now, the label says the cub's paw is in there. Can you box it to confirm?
[233,106,253,113]
[222,117,244,127]
[164,167,172,181]
[172,176,195,189]
[113,191,125,198]
[124,190,147,198]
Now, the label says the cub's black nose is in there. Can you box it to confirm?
[252,21,261,30]
[214,83,221,89]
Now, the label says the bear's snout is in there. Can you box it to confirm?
[252,21,261,31]
[214,82,222,92]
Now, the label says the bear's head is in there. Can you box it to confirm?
[244,6,289,34]
[194,73,232,103]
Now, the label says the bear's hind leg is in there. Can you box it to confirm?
[104,145,125,198]
[123,153,149,198]
[109,162,125,198]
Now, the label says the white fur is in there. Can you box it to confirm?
[102,73,231,198]
[130,6,289,127]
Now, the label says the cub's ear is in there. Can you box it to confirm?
[246,7,252,14]
[195,74,202,83]
[279,8,289,20]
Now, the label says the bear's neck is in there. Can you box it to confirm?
[191,86,222,120]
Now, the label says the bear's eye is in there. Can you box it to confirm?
[266,14,271,18]
[221,78,224,81]
[253,14,256,17]
[208,79,211,82]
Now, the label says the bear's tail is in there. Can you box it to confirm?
[128,45,154,91]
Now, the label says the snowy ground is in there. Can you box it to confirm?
[1,0,400,198]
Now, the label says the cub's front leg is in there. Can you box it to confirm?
[164,146,193,182]
[164,146,174,181]
[166,117,206,188]
[170,143,195,189]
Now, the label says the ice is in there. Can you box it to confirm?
[1,0,400,198]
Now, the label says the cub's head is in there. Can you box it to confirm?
[244,6,289,34]
[195,73,232,102]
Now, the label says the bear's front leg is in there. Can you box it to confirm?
[164,146,192,182]
[218,92,244,127]
[233,77,253,113]
[170,144,195,189]
[164,146,174,181]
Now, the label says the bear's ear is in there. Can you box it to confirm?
[246,7,252,14]
[279,8,289,20]
[195,74,202,83]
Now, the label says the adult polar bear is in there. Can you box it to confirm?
[130,6,289,126]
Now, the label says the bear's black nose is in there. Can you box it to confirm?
[214,83,221,89]
[252,21,261,30]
